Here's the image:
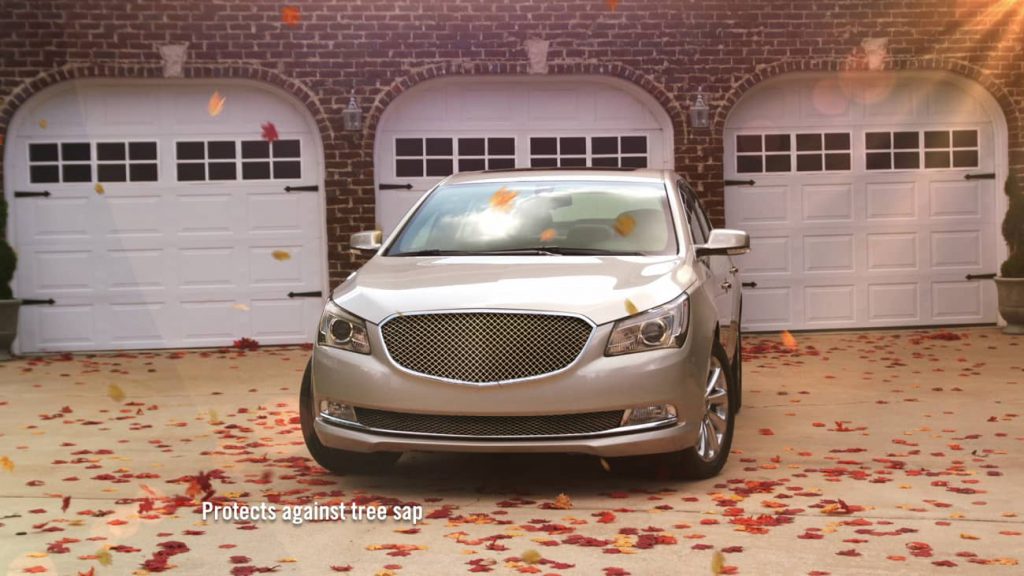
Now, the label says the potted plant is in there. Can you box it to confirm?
[0,193,18,359]
[996,173,1024,334]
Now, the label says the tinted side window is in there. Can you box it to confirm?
[678,181,707,244]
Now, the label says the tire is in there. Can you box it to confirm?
[665,340,735,480]
[300,360,400,475]
[733,328,743,413]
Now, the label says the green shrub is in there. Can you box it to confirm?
[0,194,15,300]
[1003,173,1024,278]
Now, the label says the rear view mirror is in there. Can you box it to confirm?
[695,229,750,257]
[351,230,382,252]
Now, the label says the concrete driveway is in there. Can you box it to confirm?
[1,328,1022,575]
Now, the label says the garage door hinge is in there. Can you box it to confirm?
[964,173,995,181]
[965,273,996,280]
[379,183,413,190]
[20,298,55,305]
[13,190,51,198]
[288,290,323,298]
[741,281,758,288]
[724,179,755,187]
[284,185,319,192]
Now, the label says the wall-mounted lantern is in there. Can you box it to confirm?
[343,95,362,131]
[689,89,710,130]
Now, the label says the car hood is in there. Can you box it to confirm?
[331,255,698,326]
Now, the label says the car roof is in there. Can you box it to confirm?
[441,167,672,186]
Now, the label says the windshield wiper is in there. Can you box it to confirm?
[389,249,480,257]
[475,246,648,256]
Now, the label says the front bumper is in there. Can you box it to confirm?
[311,321,712,458]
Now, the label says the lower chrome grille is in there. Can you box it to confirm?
[352,408,625,438]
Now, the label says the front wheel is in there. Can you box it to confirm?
[665,341,735,479]
[300,360,400,475]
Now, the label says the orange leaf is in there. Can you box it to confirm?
[271,250,291,261]
[781,330,798,349]
[624,299,639,315]
[539,228,557,242]
[613,214,636,237]
[0,455,13,472]
[281,6,301,26]
[107,384,125,402]
[208,91,226,117]
[489,186,517,212]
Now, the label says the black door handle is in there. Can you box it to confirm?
[965,273,996,280]
[741,281,758,288]
[284,185,319,192]
[20,298,55,305]
[964,173,995,181]
[378,183,413,190]
[14,191,50,198]
[287,290,323,298]
[724,179,755,187]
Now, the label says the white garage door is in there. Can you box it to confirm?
[4,81,326,352]
[726,73,1002,331]
[374,76,673,234]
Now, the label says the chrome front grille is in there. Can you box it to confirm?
[353,408,625,438]
[380,312,592,383]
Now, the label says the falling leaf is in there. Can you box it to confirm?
[521,549,542,564]
[38,119,48,129]
[107,384,125,402]
[711,550,725,574]
[208,409,222,425]
[551,493,573,510]
[261,122,279,142]
[607,0,619,10]
[94,183,104,195]
[539,228,557,242]
[96,548,112,566]
[599,458,611,472]
[232,303,251,312]
[625,299,638,315]
[489,186,517,212]
[281,5,300,26]
[271,250,291,261]
[208,91,226,117]
[614,214,636,237]
[1,456,13,472]
[781,330,798,349]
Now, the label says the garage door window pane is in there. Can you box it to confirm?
[273,140,301,158]
[459,138,484,156]
[97,142,126,161]
[559,137,586,155]
[177,163,205,181]
[395,139,423,157]
[620,156,648,168]
[458,158,485,172]
[63,164,91,182]
[796,154,823,172]
[893,132,919,150]
[865,132,891,150]
[736,135,761,153]
[207,141,236,159]
[488,138,515,156]
[893,151,920,170]
[129,163,158,182]
[425,138,452,156]
[952,130,978,148]
[824,133,851,151]
[560,157,587,167]
[591,137,618,155]
[98,164,127,182]
[620,136,647,154]
[530,157,558,168]
[242,162,271,180]
[530,137,557,156]
[824,153,851,171]
[764,154,791,173]
[61,142,91,162]
[763,134,790,152]
[924,150,950,169]
[736,155,763,173]
[177,142,205,160]
[242,140,270,159]
[30,165,59,183]
[29,143,59,162]
[273,160,302,179]
[208,162,236,180]
[866,152,891,170]
[952,149,979,168]
[425,158,453,177]
[487,157,515,170]
[129,142,158,161]
[396,159,423,177]
[592,156,619,167]
[924,131,950,149]
[796,134,822,152]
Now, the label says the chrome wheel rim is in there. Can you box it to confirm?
[696,355,730,462]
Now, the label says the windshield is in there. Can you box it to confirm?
[385,179,678,256]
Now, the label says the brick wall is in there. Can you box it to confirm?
[0,0,1021,284]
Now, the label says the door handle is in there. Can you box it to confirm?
[284,185,319,192]
[379,183,413,190]
[720,281,732,290]
[729,266,739,275]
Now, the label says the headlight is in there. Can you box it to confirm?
[318,300,371,354]
[605,292,689,356]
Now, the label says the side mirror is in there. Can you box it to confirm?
[695,229,750,258]
[351,230,382,252]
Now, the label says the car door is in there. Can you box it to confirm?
[679,181,737,358]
